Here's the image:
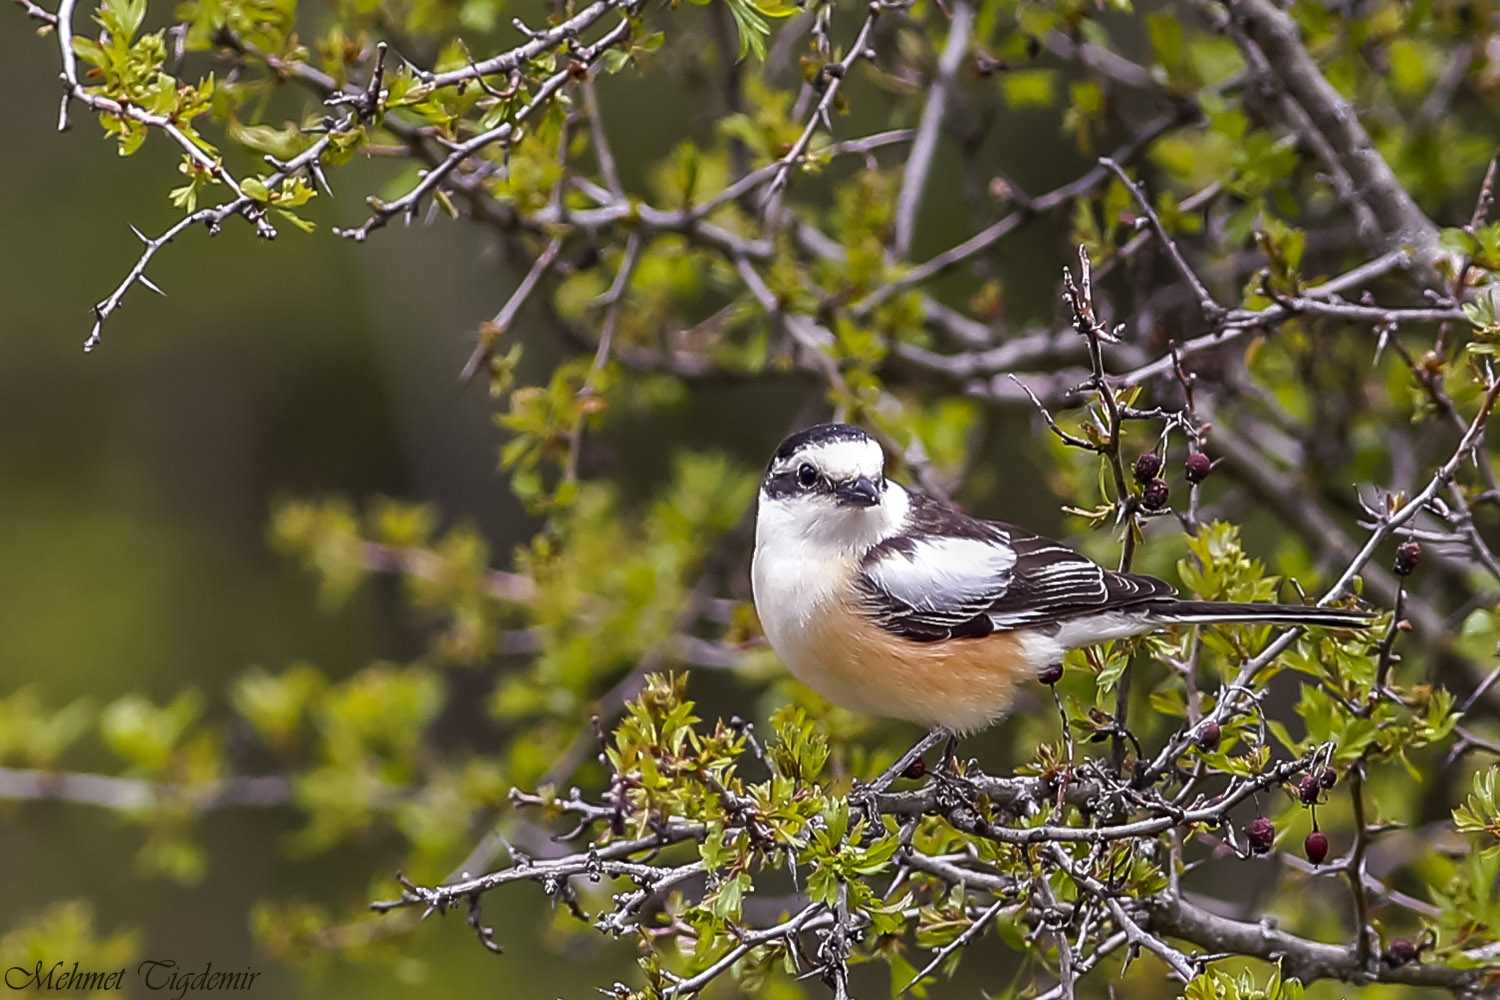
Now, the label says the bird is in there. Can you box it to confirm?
[750,422,1373,735]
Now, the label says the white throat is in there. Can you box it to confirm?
[750,483,911,696]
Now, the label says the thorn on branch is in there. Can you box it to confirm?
[467,893,503,953]
[1470,155,1498,231]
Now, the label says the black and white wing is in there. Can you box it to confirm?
[980,530,1175,626]
[856,532,1019,641]
[853,493,1175,641]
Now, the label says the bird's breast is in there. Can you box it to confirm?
[751,540,1034,732]
[750,539,849,681]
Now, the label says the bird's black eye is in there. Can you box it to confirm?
[797,463,818,488]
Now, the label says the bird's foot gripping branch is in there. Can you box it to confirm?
[371,672,1499,998]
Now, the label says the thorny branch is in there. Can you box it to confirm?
[757,5,883,223]
[370,722,1494,996]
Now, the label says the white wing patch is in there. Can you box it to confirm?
[864,536,1017,614]
[853,493,1181,640]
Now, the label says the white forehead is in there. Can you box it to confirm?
[777,437,885,481]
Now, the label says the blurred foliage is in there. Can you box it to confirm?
[9,0,1500,994]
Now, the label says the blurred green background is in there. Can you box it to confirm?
[1,16,561,994]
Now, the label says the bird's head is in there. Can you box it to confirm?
[757,423,907,551]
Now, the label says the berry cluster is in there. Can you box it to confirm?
[1245,767,1340,864]
[1132,449,1213,512]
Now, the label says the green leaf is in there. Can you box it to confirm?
[241,176,270,202]
[806,865,839,908]
[275,208,316,233]
[724,0,770,61]
[1002,69,1056,109]
[1147,12,1182,70]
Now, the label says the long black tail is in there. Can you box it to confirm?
[1145,600,1375,629]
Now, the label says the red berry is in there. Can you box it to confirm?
[902,759,927,780]
[1133,452,1163,483]
[1394,540,1422,576]
[1297,774,1321,805]
[1385,939,1419,967]
[1038,662,1064,685]
[1319,767,1337,789]
[1304,830,1328,865]
[1246,817,1275,854]
[1184,452,1212,483]
[1141,478,1170,510]
[1196,722,1221,751]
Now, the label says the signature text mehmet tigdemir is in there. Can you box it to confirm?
[6,960,261,998]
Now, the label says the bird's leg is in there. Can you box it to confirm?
[939,733,960,776]
[862,728,947,795]
[930,732,980,807]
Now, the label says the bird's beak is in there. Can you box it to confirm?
[835,476,880,508]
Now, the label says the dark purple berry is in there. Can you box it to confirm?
[1385,939,1419,967]
[1133,452,1163,483]
[1184,452,1212,483]
[902,759,927,780]
[1141,478,1170,510]
[1038,662,1064,685]
[1394,540,1422,576]
[1297,774,1321,805]
[1319,767,1337,789]
[1246,817,1275,854]
[1304,830,1328,865]
[1196,722,1221,751]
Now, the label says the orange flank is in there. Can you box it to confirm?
[800,598,1031,733]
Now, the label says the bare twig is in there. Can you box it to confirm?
[0,767,292,809]
[760,8,881,221]
[1100,158,1221,321]
[891,1,972,259]
[460,238,564,383]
